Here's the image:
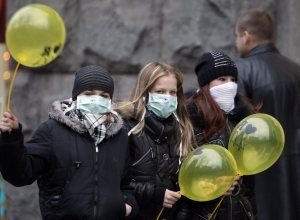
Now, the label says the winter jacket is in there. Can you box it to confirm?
[176,97,256,220]
[0,100,138,220]
[125,111,180,220]
[236,43,300,220]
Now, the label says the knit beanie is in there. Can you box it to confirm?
[194,51,238,87]
[72,65,114,100]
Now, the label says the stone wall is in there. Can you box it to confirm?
[3,0,300,219]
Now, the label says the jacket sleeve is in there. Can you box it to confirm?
[0,122,52,186]
[130,179,166,206]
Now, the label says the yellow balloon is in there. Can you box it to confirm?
[179,144,238,201]
[6,4,66,67]
[228,113,285,175]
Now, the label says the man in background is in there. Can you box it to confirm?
[235,8,300,220]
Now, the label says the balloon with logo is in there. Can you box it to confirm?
[179,144,238,201]
[228,113,285,175]
[6,4,66,67]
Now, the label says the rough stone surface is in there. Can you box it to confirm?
[2,0,300,219]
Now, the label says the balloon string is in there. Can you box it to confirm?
[6,62,20,112]
[155,207,164,220]
[208,195,225,220]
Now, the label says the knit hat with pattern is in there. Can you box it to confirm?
[72,65,114,100]
[194,51,238,87]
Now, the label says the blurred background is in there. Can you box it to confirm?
[1,0,300,219]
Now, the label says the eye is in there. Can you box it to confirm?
[230,77,237,82]
[100,94,110,99]
[170,91,177,96]
[218,77,227,82]
[155,90,165,94]
[81,91,93,95]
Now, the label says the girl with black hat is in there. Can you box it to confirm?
[0,65,138,219]
[117,62,195,220]
[176,51,259,220]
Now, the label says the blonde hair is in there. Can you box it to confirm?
[117,62,195,157]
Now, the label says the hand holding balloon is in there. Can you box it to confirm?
[223,176,240,196]
[0,112,19,133]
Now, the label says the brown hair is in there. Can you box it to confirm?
[186,85,261,142]
[236,8,274,41]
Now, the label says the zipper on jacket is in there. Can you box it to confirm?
[132,148,153,166]
[239,197,254,220]
[93,145,99,217]
[225,116,232,136]
[154,124,165,143]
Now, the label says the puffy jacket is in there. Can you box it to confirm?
[125,111,180,220]
[236,43,300,220]
[176,97,256,220]
[0,100,138,220]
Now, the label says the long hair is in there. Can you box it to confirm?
[187,84,260,142]
[117,62,195,157]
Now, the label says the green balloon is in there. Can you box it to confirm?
[6,4,66,67]
[228,113,285,175]
[179,144,238,201]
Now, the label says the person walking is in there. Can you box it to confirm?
[235,8,300,220]
[0,65,138,219]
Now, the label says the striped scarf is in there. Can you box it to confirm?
[63,100,109,146]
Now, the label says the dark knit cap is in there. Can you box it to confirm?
[72,65,114,100]
[194,51,238,87]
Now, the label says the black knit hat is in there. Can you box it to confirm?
[194,51,238,87]
[72,65,114,100]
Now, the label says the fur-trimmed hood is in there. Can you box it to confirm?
[48,99,123,138]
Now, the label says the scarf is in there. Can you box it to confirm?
[62,99,109,146]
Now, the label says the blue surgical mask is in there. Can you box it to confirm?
[146,93,178,118]
[76,95,111,114]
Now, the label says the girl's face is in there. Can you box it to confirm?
[150,74,177,96]
[209,76,236,89]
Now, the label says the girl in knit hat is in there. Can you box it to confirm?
[176,51,259,220]
[117,62,195,220]
[0,65,138,219]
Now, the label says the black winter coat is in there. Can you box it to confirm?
[0,100,138,220]
[176,97,256,220]
[236,43,300,220]
[125,111,180,220]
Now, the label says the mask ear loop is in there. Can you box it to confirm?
[173,112,183,166]
[127,107,146,136]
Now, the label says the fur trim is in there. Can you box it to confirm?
[48,99,123,138]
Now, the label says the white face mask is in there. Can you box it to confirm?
[76,95,111,114]
[209,82,237,113]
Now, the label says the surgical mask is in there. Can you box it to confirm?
[146,93,178,118]
[209,82,237,113]
[76,95,111,114]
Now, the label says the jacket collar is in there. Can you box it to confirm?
[248,43,279,57]
[48,99,123,137]
[144,110,176,143]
